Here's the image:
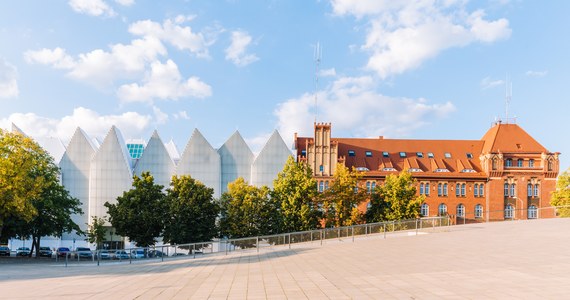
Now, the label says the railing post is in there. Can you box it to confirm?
[288,233,291,249]
[338,227,340,241]
[161,245,164,262]
[383,223,386,239]
[256,236,259,253]
[65,252,68,267]
[415,218,418,235]
[320,229,323,246]
[352,226,354,242]
[225,240,228,255]
[193,244,196,259]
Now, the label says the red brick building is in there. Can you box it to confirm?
[294,122,561,221]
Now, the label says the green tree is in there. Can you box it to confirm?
[320,165,368,227]
[551,168,570,217]
[0,130,57,239]
[86,216,107,249]
[163,175,219,245]
[105,172,165,247]
[272,156,321,232]
[366,171,423,222]
[219,177,280,238]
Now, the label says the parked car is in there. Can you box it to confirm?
[39,247,53,257]
[148,250,165,258]
[75,247,93,259]
[113,250,130,260]
[130,249,145,259]
[0,246,10,256]
[16,247,30,256]
[56,247,71,257]
[98,250,111,260]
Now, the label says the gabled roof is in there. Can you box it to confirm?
[95,126,133,173]
[481,122,548,154]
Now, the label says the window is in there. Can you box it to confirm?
[438,203,447,216]
[427,152,434,158]
[365,151,372,157]
[510,183,516,197]
[444,152,451,159]
[366,181,371,193]
[455,183,461,196]
[461,183,466,197]
[382,151,389,157]
[457,204,465,217]
[475,204,483,218]
[534,184,539,197]
[324,181,329,190]
[421,203,429,216]
[479,184,484,197]
[505,158,513,167]
[505,204,514,219]
[319,165,324,172]
[425,183,430,196]
[319,181,324,192]
[382,167,397,171]
[548,160,553,171]
[443,183,448,196]
[528,205,537,219]
[504,183,509,196]
[399,152,407,158]
[348,150,356,156]
[527,183,532,197]
[367,202,372,210]
[466,153,473,159]
[416,152,424,158]
[517,159,523,167]
[353,186,358,193]
[420,183,425,195]
[529,159,534,168]
[371,181,376,191]
[438,183,443,196]
[474,184,479,197]
[492,159,498,170]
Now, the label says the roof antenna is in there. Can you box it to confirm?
[505,73,512,123]
[314,41,322,123]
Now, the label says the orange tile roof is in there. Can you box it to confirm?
[481,123,548,153]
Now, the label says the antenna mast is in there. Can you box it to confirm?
[314,42,322,123]
[505,74,512,123]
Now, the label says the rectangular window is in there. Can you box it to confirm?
[461,184,466,196]
[319,165,323,172]
[399,152,407,158]
[529,159,534,168]
[479,184,484,197]
[420,183,424,195]
[425,183,430,196]
[444,152,452,159]
[466,153,473,159]
[504,183,509,196]
[443,183,448,196]
[416,152,424,158]
[365,151,372,157]
[438,183,442,196]
[382,151,389,157]
[301,150,307,156]
[456,183,460,196]
[474,184,479,197]
[427,152,434,158]
[348,150,355,156]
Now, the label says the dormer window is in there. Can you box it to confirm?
[408,168,423,172]
[434,168,450,172]
[348,150,355,157]
[427,152,434,158]
[399,152,407,158]
[356,167,370,172]
[461,169,476,173]
[466,153,473,159]
[382,167,397,171]
[365,151,372,157]
[444,152,451,159]
[382,151,389,157]
[416,152,424,158]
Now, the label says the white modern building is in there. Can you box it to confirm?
[8,125,292,250]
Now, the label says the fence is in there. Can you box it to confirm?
[452,205,570,225]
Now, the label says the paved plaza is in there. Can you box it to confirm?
[1,218,570,299]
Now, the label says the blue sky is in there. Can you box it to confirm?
[0,0,568,171]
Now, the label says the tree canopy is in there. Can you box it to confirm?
[219,177,281,238]
[105,172,165,247]
[86,216,107,249]
[551,168,570,217]
[272,156,321,232]
[319,164,368,227]
[163,175,219,245]
[366,171,423,222]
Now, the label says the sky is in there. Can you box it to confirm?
[0,0,568,172]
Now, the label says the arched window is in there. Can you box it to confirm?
[528,205,537,219]
[505,158,513,167]
[457,204,465,217]
[455,183,461,196]
[420,183,425,195]
[527,183,532,197]
[504,183,509,196]
[510,183,516,197]
[517,159,523,167]
[534,184,539,197]
[461,183,466,196]
[474,184,479,197]
[325,181,329,190]
[438,203,447,216]
[371,181,376,191]
[438,183,442,196]
[319,181,324,192]
[475,204,483,218]
[443,183,448,196]
[548,160,553,171]
[505,204,514,219]
[425,183,430,196]
[421,203,429,216]
[479,184,484,196]
[492,159,498,170]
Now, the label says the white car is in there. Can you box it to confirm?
[130,249,145,259]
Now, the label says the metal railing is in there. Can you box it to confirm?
[452,205,570,225]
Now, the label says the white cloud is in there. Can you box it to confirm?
[319,68,337,77]
[115,0,134,6]
[0,107,152,142]
[274,75,455,142]
[173,110,190,120]
[0,58,19,98]
[481,77,504,89]
[331,0,511,78]
[117,59,212,103]
[152,106,169,124]
[225,30,259,67]
[68,0,116,17]
[24,47,76,69]
[525,70,548,77]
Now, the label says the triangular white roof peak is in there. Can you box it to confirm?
[97,125,133,172]
[10,123,26,136]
